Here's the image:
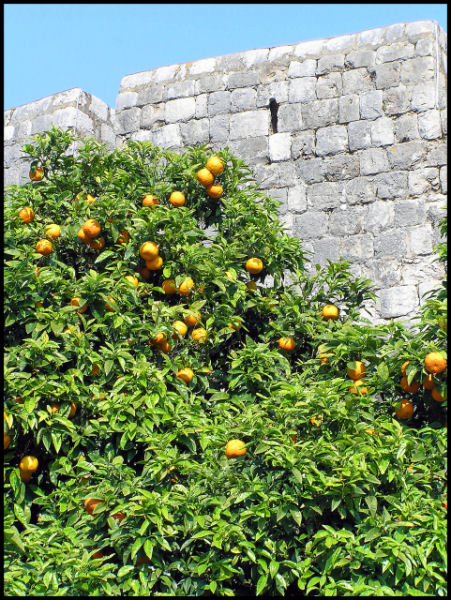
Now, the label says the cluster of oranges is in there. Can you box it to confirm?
[196,155,225,199]
[347,361,368,395]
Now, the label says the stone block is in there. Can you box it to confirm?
[344,176,378,206]
[116,92,138,111]
[4,125,15,141]
[393,113,420,142]
[321,154,360,181]
[375,171,408,199]
[100,124,116,148]
[315,125,348,156]
[208,91,231,116]
[393,199,426,226]
[440,109,447,136]
[439,165,447,194]
[136,84,164,105]
[358,26,387,48]
[288,59,316,78]
[407,224,433,256]
[253,162,298,189]
[338,94,360,123]
[242,48,269,67]
[89,96,109,121]
[385,23,406,43]
[268,45,294,61]
[140,104,165,129]
[376,42,415,63]
[278,103,303,132]
[370,117,395,146]
[215,52,244,71]
[359,148,389,175]
[379,285,418,318]
[316,54,345,74]
[230,88,256,112]
[294,38,325,58]
[374,229,407,257]
[194,74,226,95]
[180,119,210,145]
[229,110,269,139]
[364,200,395,233]
[269,132,292,162]
[405,20,436,41]
[151,123,182,148]
[10,120,32,140]
[382,85,411,116]
[256,81,289,107]
[307,181,344,210]
[291,131,315,158]
[302,98,339,129]
[316,72,342,99]
[188,58,216,75]
[408,167,440,195]
[267,187,288,213]
[295,157,325,184]
[370,62,401,89]
[345,49,376,69]
[288,77,317,103]
[342,68,374,95]
[417,110,442,140]
[400,56,435,86]
[347,120,372,151]
[165,97,196,123]
[165,79,196,100]
[311,237,340,264]
[360,90,383,119]
[386,141,423,169]
[423,142,447,167]
[400,254,445,285]
[363,258,402,288]
[287,185,307,213]
[292,211,329,240]
[328,207,364,235]
[210,115,230,143]
[228,136,268,164]
[325,33,357,53]
[415,37,435,56]
[418,280,441,302]
[227,71,260,89]
[120,70,155,90]
[195,94,208,118]
[341,233,374,260]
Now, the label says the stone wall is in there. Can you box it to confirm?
[3,20,447,323]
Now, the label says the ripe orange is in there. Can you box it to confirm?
[278,337,295,351]
[184,311,201,327]
[423,374,435,390]
[349,380,368,395]
[29,166,44,181]
[317,344,333,364]
[12,396,24,404]
[105,297,116,312]
[78,228,90,243]
[431,386,446,403]
[89,237,105,250]
[169,191,186,207]
[84,498,104,515]
[176,368,194,384]
[139,241,159,260]
[191,328,207,344]
[145,256,163,270]
[117,230,130,244]
[69,401,77,417]
[179,277,194,296]
[228,318,242,331]
[152,332,167,346]
[206,155,224,175]
[36,239,53,256]
[50,402,60,414]
[91,364,100,376]
[246,281,257,292]
[18,207,34,223]
[19,456,39,472]
[138,267,151,280]
[400,376,421,394]
[142,194,159,207]
[245,258,263,274]
[310,415,323,427]
[125,275,139,287]
[225,439,246,459]
[112,511,125,523]
[92,550,104,559]
[70,297,87,313]
[424,352,447,375]
[395,399,414,420]
[321,304,339,321]
[162,279,177,294]
[4,433,11,450]
[82,219,102,239]
[207,184,223,199]
[401,361,410,376]
[159,339,172,353]
[197,168,215,187]
[45,224,61,240]
[172,320,188,337]
[85,194,96,205]
[20,471,32,483]
[347,361,366,380]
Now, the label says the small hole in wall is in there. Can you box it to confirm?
[269,98,278,134]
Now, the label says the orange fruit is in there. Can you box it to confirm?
[112,511,125,523]
[176,368,194,384]
[347,361,366,380]
[228,318,242,331]
[89,236,105,250]
[423,374,435,390]
[197,168,215,187]
[138,267,151,280]
[125,275,139,287]
[69,401,77,418]
[431,386,446,403]
[278,337,295,351]
[4,433,11,450]
[207,184,223,199]
[310,415,323,427]
[18,207,34,223]
[162,279,177,294]
[117,230,130,244]
[50,402,60,414]
[84,498,104,515]
[45,224,61,240]
[317,344,333,364]
[70,297,87,313]
[179,277,194,296]
[401,361,410,376]
[152,332,167,346]
[225,439,246,459]
[424,352,447,375]
[245,258,263,274]
[105,297,116,312]
[159,339,172,353]
[400,376,420,394]
[142,194,159,207]
[172,320,188,337]
[36,239,53,256]
[145,256,163,270]
[12,396,24,404]
[246,281,257,292]
[321,304,339,321]
[36,301,43,309]
[191,328,207,344]
[137,555,151,566]
[77,228,90,243]
[82,219,101,239]
[395,399,414,419]
[19,456,39,472]
[139,241,159,260]
[85,194,96,204]
[20,470,32,483]
[206,155,224,175]
[92,550,104,559]
[29,166,44,181]
[169,191,186,207]
[349,380,368,395]
[184,311,201,327]
[91,365,100,376]
[291,433,298,443]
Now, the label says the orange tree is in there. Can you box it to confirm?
[4,126,447,596]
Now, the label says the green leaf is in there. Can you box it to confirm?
[256,574,268,596]
[117,565,135,578]
[365,495,377,517]
[377,362,389,381]
[269,560,279,579]
[292,468,303,485]
[290,510,302,526]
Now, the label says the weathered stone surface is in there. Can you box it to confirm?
[180,119,209,145]
[116,92,138,111]
[393,199,426,226]
[291,131,315,158]
[307,181,344,210]
[253,162,298,188]
[208,91,231,116]
[229,110,269,139]
[400,56,435,85]
[344,176,377,205]
[288,59,316,78]
[439,165,447,194]
[288,78,317,103]
[165,79,196,99]
[228,136,268,164]
[378,285,418,318]
[302,98,339,129]
[140,104,165,129]
[287,185,307,212]
[360,90,383,120]
[382,85,411,116]
[370,117,395,146]
[374,229,407,256]
[316,72,342,99]
[195,94,208,118]
[365,200,395,232]
[321,154,360,181]
[329,207,365,235]
[376,42,415,63]
[292,211,329,239]
[342,68,374,94]
[137,84,164,105]
[359,148,389,175]
[209,114,229,143]
[230,88,256,112]
[338,94,360,123]
[296,157,325,184]
[317,54,345,74]
[386,141,423,169]
[278,103,303,132]
[370,62,401,89]
[267,187,288,213]
[188,58,216,75]
[417,110,442,139]
[348,120,372,151]
[345,49,376,68]
[256,81,289,107]
[228,71,260,89]
[407,224,434,256]
[315,125,348,156]
[408,167,440,195]
[151,123,182,148]
[269,132,292,161]
[310,237,340,264]
[165,97,196,123]
[374,171,408,198]
[393,113,420,142]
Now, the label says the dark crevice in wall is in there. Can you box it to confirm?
[269,98,278,134]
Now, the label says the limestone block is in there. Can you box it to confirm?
[151,123,182,148]
[268,45,294,61]
[295,157,325,184]
[400,56,435,85]
[140,104,165,129]
[347,120,372,151]
[14,96,53,121]
[374,229,407,257]
[188,58,216,75]
[426,199,447,227]
[195,74,227,95]
[316,72,342,99]
[242,48,269,67]
[130,129,153,142]
[405,20,436,41]
[4,109,12,125]
[407,224,433,256]
[440,109,447,136]
[408,167,440,195]
[227,71,260,89]
[116,92,138,111]
[294,38,325,58]
[229,110,269,139]
[292,211,329,240]
[180,119,209,145]
[256,81,288,107]
[137,85,164,105]
[328,207,364,235]
[370,117,394,146]
[321,154,360,181]
[359,148,389,175]
[376,42,415,63]
[307,181,344,210]
[208,91,231,116]
[401,254,446,285]
[165,97,196,123]
[375,171,408,199]
[195,94,208,119]
[417,110,442,140]
[393,199,426,226]
[228,136,268,164]
[439,165,447,194]
[386,141,423,169]
[209,115,230,143]
[165,80,196,100]
[360,90,383,119]
[418,280,441,302]
[411,83,437,112]
[4,125,15,141]
[302,98,339,129]
[340,233,374,260]
[370,62,401,89]
[230,88,256,112]
[345,49,376,69]
[89,96,109,122]
[423,142,447,167]
[291,131,315,158]
[100,124,116,148]
[385,23,406,43]
[324,33,357,53]
[316,54,345,74]
[288,59,316,78]
[4,144,23,168]
[315,125,348,156]
[267,187,288,213]
[287,185,307,213]
[311,237,340,264]
[338,94,360,123]
[278,103,303,132]
[365,200,395,232]
[253,162,298,189]
[120,70,155,90]
[342,68,374,95]
[215,52,244,71]
[357,26,387,49]
[415,37,435,56]
[288,78,317,103]
[269,133,292,162]
[382,85,411,116]
[393,113,419,142]
[363,258,402,288]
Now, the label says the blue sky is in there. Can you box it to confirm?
[4,3,447,110]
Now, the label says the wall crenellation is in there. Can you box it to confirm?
[3,20,447,323]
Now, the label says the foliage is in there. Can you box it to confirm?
[4,126,447,596]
